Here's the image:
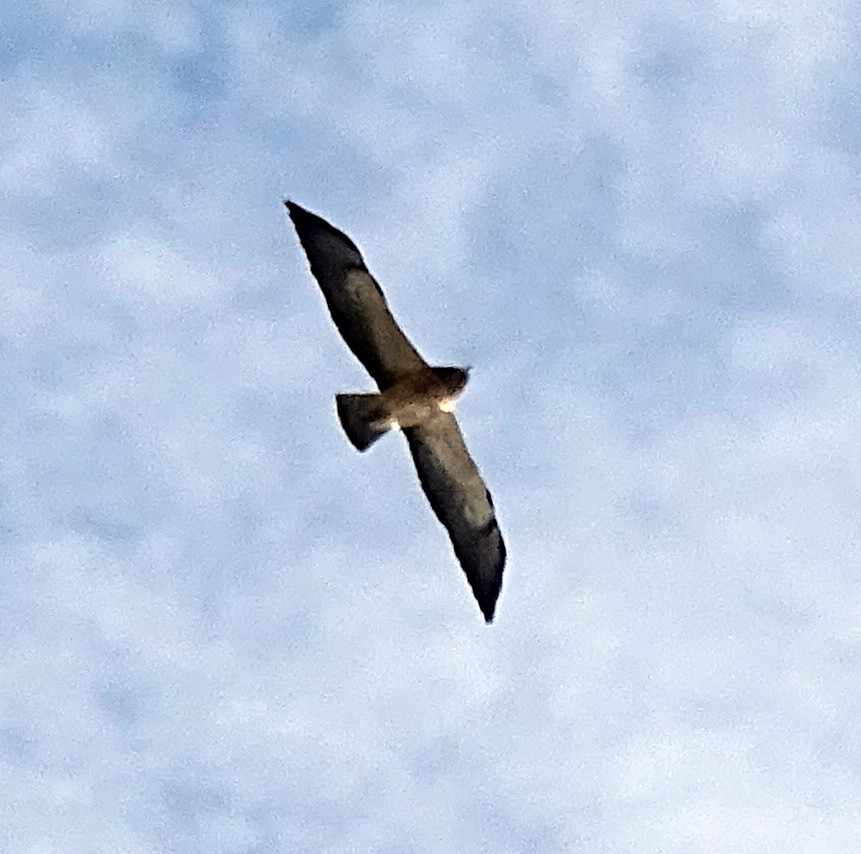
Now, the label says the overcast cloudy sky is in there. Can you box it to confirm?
[2,0,861,851]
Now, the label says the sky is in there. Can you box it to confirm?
[2,0,861,851]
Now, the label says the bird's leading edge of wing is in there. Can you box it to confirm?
[404,413,505,622]
[285,201,428,389]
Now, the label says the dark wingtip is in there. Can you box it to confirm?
[285,200,315,221]
[476,532,504,624]
[479,595,497,623]
[284,200,304,221]
[284,202,364,259]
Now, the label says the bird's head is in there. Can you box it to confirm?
[433,366,470,395]
[432,367,471,413]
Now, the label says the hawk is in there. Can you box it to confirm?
[285,201,506,622]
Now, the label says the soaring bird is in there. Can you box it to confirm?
[285,201,506,622]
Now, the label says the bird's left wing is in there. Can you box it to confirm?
[404,413,505,622]
[286,202,429,389]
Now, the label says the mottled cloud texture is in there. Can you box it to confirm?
[2,0,860,850]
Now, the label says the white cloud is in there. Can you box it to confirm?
[40,0,203,54]
[3,0,861,849]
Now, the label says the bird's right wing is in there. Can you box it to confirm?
[404,413,505,622]
[286,202,429,389]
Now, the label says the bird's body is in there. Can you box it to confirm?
[285,201,505,622]
[381,367,469,426]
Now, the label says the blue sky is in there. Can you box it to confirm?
[2,0,861,850]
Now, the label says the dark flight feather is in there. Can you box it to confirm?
[286,201,506,621]
[286,202,428,389]
[404,414,505,622]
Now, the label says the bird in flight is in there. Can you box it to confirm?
[285,201,506,622]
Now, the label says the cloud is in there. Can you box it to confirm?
[2,0,860,850]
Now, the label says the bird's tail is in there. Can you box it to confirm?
[335,393,394,451]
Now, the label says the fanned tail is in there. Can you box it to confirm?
[335,394,393,451]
